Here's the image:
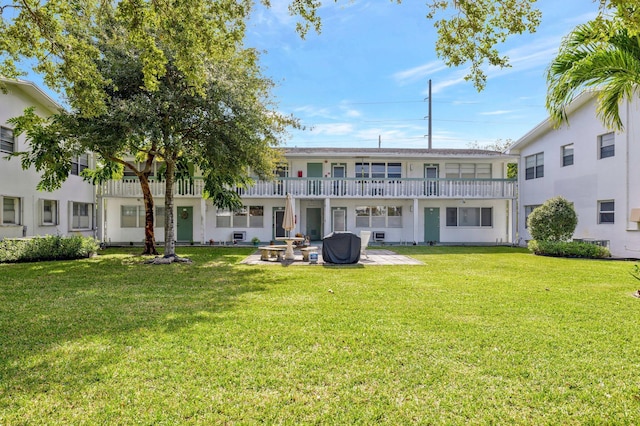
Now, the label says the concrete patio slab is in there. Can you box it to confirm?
[241,248,423,266]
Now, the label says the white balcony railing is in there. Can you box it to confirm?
[98,178,205,198]
[99,177,517,199]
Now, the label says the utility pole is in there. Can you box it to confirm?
[428,79,432,149]
[425,79,432,149]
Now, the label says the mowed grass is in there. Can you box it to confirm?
[1,246,639,424]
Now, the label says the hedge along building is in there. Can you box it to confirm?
[0,79,96,239]
[97,147,517,246]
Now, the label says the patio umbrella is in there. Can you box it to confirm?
[283,193,295,237]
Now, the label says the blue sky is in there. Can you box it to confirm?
[246,0,600,149]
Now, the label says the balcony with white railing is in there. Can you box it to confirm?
[98,178,206,198]
[99,177,517,199]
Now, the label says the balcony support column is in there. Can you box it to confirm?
[412,198,419,244]
[200,198,207,244]
[324,198,331,235]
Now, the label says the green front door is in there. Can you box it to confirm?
[306,208,322,241]
[424,207,440,243]
[307,162,323,195]
[177,206,193,242]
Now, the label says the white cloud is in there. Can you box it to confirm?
[479,110,515,116]
[294,105,336,119]
[392,62,448,86]
[310,123,354,135]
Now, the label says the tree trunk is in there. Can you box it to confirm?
[139,174,159,255]
[164,157,177,257]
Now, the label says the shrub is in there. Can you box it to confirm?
[527,196,577,241]
[0,235,100,263]
[528,240,611,259]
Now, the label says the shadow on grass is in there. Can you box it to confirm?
[0,247,275,399]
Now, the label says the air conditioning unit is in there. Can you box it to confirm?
[233,231,246,241]
[373,231,385,242]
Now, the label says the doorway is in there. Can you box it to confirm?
[424,207,440,243]
[306,208,322,241]
[273,208,286,239]
[332,164,346,195]
[176,206,193,242]
[332,208,346,232]
[307,162,323,195]
[425,164,439,196]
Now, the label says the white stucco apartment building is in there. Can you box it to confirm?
[97,148,518,246]
[0,79,96,239]
[509,91,640,258]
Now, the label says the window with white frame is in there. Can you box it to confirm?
[446,207,492,227]
[71,202,93,229]
[562,144,574,167]
[121,205,145,228]
[598,200,615,224]
[599,132,615,159]
[156,206,165,228]
[0,127,14,153]
[2,196,20,224]
[121,205,165,228]
[445,163,492,179]
[216,205,264,228]
[355,205,402,228]
[41,199,59,225]
[274,164,288,178]
[71,153,89,176]
[355,162,402,178]
[524,205,542,228]
[525,153,544,180]
[123,160,158,178]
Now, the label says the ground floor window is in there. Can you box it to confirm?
[72,202,93,230]
[156,206,165,228]
[598,200,615,224]
[2,196,20,224]
[216,205,264,228]
[355,206,402,228]
[121,205,165,228]
[524,205,541,228]
[446,207,492,227]
[41,199,59,225]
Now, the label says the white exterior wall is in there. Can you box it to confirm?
[513,94,640,258]
[0,81,95,239]
[100,150,516,245]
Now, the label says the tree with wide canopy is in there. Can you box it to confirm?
[10,15,291,258]
[0,0,544,101]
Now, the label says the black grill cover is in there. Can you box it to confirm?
[322,232,361,264]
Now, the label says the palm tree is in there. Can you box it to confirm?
[546,19,640,130]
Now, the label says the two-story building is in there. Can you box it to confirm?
[0,79,96,239]
[97,148,517,246]
[509,90,640,258]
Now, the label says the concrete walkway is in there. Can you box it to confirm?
[241,247,423,266]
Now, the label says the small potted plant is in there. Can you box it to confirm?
[251,236,260,246]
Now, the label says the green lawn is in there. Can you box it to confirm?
[1,246,639,424]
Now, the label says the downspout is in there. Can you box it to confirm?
[626,98,631,230]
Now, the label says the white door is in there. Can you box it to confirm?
[332,209,346,232]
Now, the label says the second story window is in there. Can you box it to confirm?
[0,127,14,153]
[71,154,89,176]
[444,163,491,179]
[525,153,544,180]
[562,144,574,167]
[599,132,615,159]
[356,162,402,178]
